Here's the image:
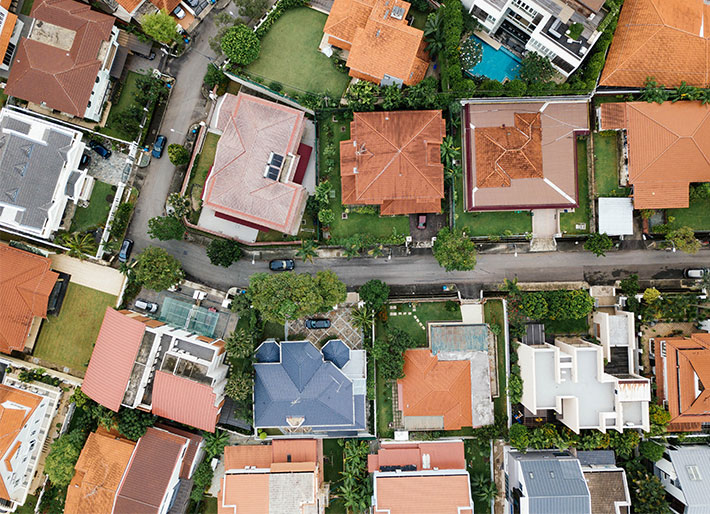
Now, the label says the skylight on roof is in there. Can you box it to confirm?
[687,465,702,481]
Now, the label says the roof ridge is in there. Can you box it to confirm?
[603,22,663,84]
[398,113,445,196]
[626,104,681,181]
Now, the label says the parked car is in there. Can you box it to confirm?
[417,214,427,230]
[269,259,295,272]
[89,140,111,159]
[152,135,167,158]
[79,153,91,169]
[684,268,708,279]
[305,319,331,329]
[118,238,133,263]
[135,299,159,313]
[173,5,186,18]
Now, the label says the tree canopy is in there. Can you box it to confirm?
[221,24,260,65]
[584,232,613,257]
[372,328,414,380]
[167,144,190,166]
[519,52,555,83]
[142,10,179,44]
[359,279,390,312]
[134,246,185,291]
[206,238,242,267]
[44,429,85,486]
[148,215,184,241]
[117,408,156,441]
[667,226,701,254]
[433,228,477,271]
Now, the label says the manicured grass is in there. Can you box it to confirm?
[326,499,347,514]
[484,299,507,420]
[323,439,344,483]
[263,321,285,340]
[454,176,532,236]
[320,118,410,241]
[70,181,114,233]
[465,438,492,514]
[34,283,117,371]
[542,317,589,335]
[376,365,394,438]
[666,196,710,231]
[102,71,144,141]
[188,132,220,223]
[245,8,351,98]
[593,132,622,196]
[16,495,37,514]
[20,0,34,16]
[379,301,462,347]
[202,496,218,514]
[560,138,591,235]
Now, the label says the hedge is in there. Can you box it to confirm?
[254,0,307,38]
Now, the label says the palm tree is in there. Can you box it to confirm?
[61,233,97,260]
[296,239,318,263]
[351,307,374,332]
[343,244,360,260]
[640,77,668,104]
[203,429,229,458]
[475,480,498,503]
[440,135,461,169]
[424,10,445,59]
[445,164,462,186]
[669,81,699,103]
[102,237,119,255]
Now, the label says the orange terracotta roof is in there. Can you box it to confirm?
[398,349,472,430]
[272,438,318,464]
[600,0,710,88]
[373,474,473,513]
[149,0,181,14]
[0,8,17,61]
[65,429,136,514]
[151,371,220,432]
[324,0,428,85]
[224,439,321,470]
[340,110,445,215]
[0,245,58,354]
[6,0,115,118]
[219,474,269,514]
[368,441,467,473]
[599,101,710,209]
[82,308,146,412]
[116,0,142,13]
[654,333,710,431]
[224,445,273,470]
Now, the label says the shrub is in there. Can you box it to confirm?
[167,144,190,166]
[221,24,260,65]
[204,63,226,89]
[206,238,243,267]
[639,441,664,462]
[359,279,390,312]
[509,423,530,452]
[433,227,477,271]
[190,460,214,502]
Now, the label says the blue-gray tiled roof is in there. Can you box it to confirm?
[322,339,350,369]
[518,455,591,514]
[255,341,280,363]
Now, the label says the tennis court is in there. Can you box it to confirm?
[159,297,219,338]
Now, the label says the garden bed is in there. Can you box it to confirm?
[70,181,114,233]
[186,132,220,224]
[560,138,591,235]
[484,299,507,420]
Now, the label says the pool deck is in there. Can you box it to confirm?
[475,30,501,50]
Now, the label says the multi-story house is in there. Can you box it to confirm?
[653,445,710,514]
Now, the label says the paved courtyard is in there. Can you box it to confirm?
[84,143,132,186]
[288,306,363,349]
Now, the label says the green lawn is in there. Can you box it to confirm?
[320,118,410,241]
[376,365,394,438]
[454,176,532,236]
[20,0,34,16]
[542,317,589,335]
[593,132,622,196]
[34,283,117,371]
[410,8,428,29]
[323,439,344,483]
[245,8,351,98]
[379,301,462,347]
[560,138,591,235]
[188,132,220,223]
[484,299,507,420]
[102,71,144,141]
[666,196,710,231]
[16,495,37,514]
[70,181,114,233]
[202,496,218,514]
[326,499,347,514]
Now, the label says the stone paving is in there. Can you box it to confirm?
[84,145,132,186]
[288,306,363,349]
[388,303,426,333]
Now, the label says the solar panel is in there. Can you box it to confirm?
[270,153,284,167]
[266,166,280,180]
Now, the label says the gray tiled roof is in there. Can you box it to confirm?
[668,446,710,512]
[253,341,365,431]
[0,117,73,229]
[516,453,591,514]
[322,339,350,369]
[576,450,616,467]
[255,341,280,363]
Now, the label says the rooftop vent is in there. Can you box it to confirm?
[391,5,405,19]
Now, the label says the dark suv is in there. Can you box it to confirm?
[89,140,111,159]
[269,259,295,271]
[305,319,331,329]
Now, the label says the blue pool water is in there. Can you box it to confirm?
[466,35,521,82]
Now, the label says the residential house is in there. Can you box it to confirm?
[0,245,60,354]
[340,110,445,215]
[0,109,93,239]
[66,425,202,514]
[82,308,229,432]
[397,322,494,431]
[323,0,428,87]
[505,449,630,514]
[600,0,710,88]
[0,0,23,73]
[367,440,474,513]
[598,101,710,210]
[0,375,61,514]
[653,333,710,432]
[653,445,710,514]
[201,92,311,242]
[6,0,119,122]
[464,0,607,77]
[518,337,650,433]
[218,439,328,513]
[461,98,588,212]
[253,340,368,436]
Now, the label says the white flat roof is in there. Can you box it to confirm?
[598,197,634,236]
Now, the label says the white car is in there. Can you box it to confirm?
[173,5,186,19]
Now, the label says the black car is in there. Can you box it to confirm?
[79,153,91,169]
[118,239,133,263]
[152,135,167,158]
[269,259,295,271]
[89,140,111,159]
[305,319,331,329]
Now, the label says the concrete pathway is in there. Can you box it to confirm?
[49,254,125,297]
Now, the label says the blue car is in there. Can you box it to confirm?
[89,140,111,159]
[152,135,166,158]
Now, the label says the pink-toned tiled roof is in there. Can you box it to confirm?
[0,245,58,354]
[151,370,220,432]
[82,308,146,412]
[219,474,269,514]
[373,474,473,513]
[203,92,308,235]
[599,101,710,209]
[6,0,114,118]
[224,445,273,470]
[156,424,203,479]
[368,441,467,473]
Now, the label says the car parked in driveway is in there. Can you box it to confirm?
[417,214,427,230]
[118,238,133,263]
[152,135,167,158]
[79,153,91,169]
[173,5,186,18]
[135,299,159,313]
[269,259,295,271]
[305,318,331,329]
[685,268,708,279]
[89,140,111,159]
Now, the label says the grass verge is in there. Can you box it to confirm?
[187,132,220,223]
[560,138,591,235]
[376,366,394,439]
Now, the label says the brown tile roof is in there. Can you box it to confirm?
[82,307,146,412]
[373,474,473,513]
[0,245,58,354]
[115,427,188,513]
[156,424,203,479]
[6,0,114,118]
[600,0,710,88]
[464,100,588,211]
[0,9,17,60]
[397,349,472,430]
[367,441,467,473]
[599,101,710,209]
[654,333,710,431]
[224,439,321,470]
[65,429,136,514]
[151,370,220,432]
[324,0,428,85]
[149,0,180,14]
[203,92,308,235]
[115,0,142,13]
[584,469,630,514]
[340,110,445,215]
[224,445,273,470]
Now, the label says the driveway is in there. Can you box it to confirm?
[409,213,446,243]
[49,254,125,297]
[288,306,364,348]
[84,145,131,186]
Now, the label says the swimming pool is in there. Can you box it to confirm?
[466,35,521,82]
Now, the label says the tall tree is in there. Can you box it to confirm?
[167,144,190,166]
[667,226,701,254]
[44,430,85,486]
[221,24,260,65]
[148,216,184,241]
[206,238,242,267]
[141,10,179,44]
[433,228,477,271]
[519,52,555,84]
[133,247,185,291]
[224,329,253,359]
[358,279,390,312]
[224,369,253,402]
